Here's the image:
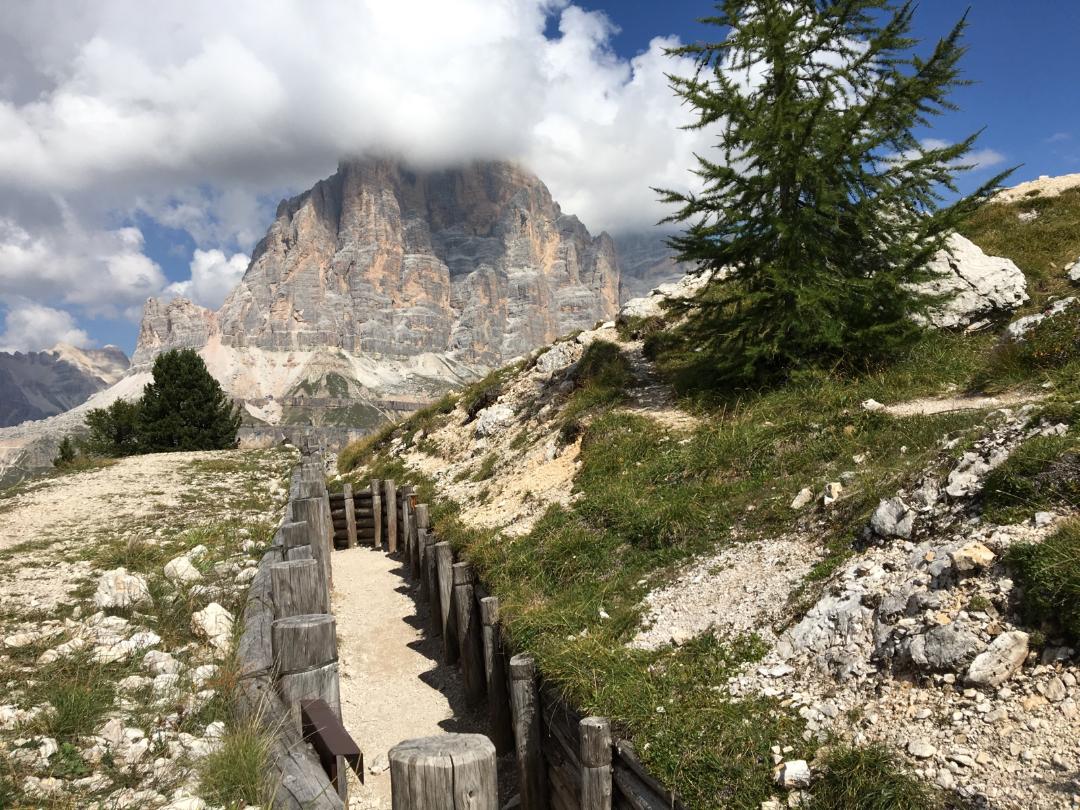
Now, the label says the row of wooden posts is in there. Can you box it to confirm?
[335,477,677,810]
[236,454,360,809]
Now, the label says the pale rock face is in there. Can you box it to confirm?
[93,568,152,610]
[132,297,218,366]
[919,234,1029,328]
[618,272,713,320]
[0,344,130,426]
[473,403,515,438]
[136,159,620,368]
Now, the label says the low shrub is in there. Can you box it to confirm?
[981,433,1080,523]
[1006,519,1080,643]
[807,744,942,810]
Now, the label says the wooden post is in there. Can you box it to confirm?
[415,505,430,586]
[453,563,485,706]
[321,487,334,588]
[435,542,458,663]
[408,491,420,579]
[480,597,514,755]
[370,479,383,548]
[271,559,329,618]
[341,483,357,549]
[580,717,613,810]
[509,655,547,810]
[291,498,331,598]
[389,734,496,810]
[384,479,398,553]
[400,486,413,570]
[280,520,310,562]
[424,531,441,636]
[272,614,341,732]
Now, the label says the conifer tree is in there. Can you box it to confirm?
[138,349,240,452]
[659,0,1011,385]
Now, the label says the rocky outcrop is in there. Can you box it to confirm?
[137,159,621,368]
[613,231,685,302]
[0,344,130,426]
[132,298,218,366]
[920,234,1029,328]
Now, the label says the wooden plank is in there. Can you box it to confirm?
[613,742,683,810]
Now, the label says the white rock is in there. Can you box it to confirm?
[870,498,916,539]
[790,487,814,510]
[907,740,936,759]
[918,234,1028,328]
[164,556,203,585]
[191,603,234,655]
[1044,676,1068,703]
[533,341,579,376]
[473,403,515,438]
[822,482,843,506]
[775,759,812,788]
[618,272,712,320]
[966,631,1029,687]
[191,664,219,688]
[861,399,886,412]
[163,796,207,810]
[143,649,180,675]
[153,673,181,697]
[1067,259,1080,284]
[93,568,152,610]
[188,544,209,561]
[235,566,258,584]
[1006,296,1077,340]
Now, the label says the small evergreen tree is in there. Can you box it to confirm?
[138,349,241,452]
[83,399,141,457]
[659,0,1012,385]
[53,435,77,467]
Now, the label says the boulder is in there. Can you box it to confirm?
[618,272,712,320]
[918,234,1028,328]
[93,568,152,610]
[534,341,580,376]
[163,556,202,585]
[473,404,515,438]
[908,624,984,672]
[966,630,1029,687]
[143,650,180,675]
[870,498,916,539]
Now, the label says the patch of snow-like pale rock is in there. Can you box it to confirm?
[1006,296,1077,340]
[916,234,1029,328]
[191,603,233,655]
[93,568,152,609]
[1067,259,1080,284]
[473,404,515,438]
[618,272,713,320]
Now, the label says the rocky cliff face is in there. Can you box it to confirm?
[613,230,685,302]
[0,344,130,427]
[136,159,621,368]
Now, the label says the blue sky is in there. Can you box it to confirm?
[1,1,1076,355]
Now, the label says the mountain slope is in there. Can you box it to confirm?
[0,344,129,427]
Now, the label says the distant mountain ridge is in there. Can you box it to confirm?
[0,344,129,427]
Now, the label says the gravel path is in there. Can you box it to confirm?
[332,547,484,809]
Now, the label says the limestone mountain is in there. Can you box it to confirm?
[135,158,621,369]
[0,344,130,427]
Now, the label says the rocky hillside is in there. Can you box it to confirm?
[0,344,129,427]
[338,184,1080,809]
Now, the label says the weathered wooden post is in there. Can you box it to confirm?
[480,597,514,754]
[384,479,398,553]
[423,531,441,636]
[272,614,341,730]
[370,479,383,548]
[407,491,420,579]
[400,485,413,570]
[342,483,357,549]
[435,542,459,663]
[509,655,547,810]
[321,486,334,587]
[271,559,329,618]
[389,734,496,810]
[415,504,430,587]
[580,717,613,810]
[453,563,485,706]
[280,520,311,562]
[292,498,332,594]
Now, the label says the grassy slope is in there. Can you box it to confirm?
[342,193,1080,809]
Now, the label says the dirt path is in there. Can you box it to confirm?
[333,547,484,809]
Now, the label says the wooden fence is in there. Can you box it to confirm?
[235,452,360,810]
[347,477,685,810]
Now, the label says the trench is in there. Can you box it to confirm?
[332,545,497,808]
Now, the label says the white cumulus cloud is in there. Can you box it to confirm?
[164,249,249,309]
[0,300,92,352]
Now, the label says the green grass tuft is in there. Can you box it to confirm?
[981,433,1079,523]
[1006,518,1080,643]
[198,717,273,808]
[807,744,942,810]
[473,453,498,482]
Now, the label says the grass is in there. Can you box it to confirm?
[562,339,634,420]
[473,452,498,482]
[1006,518,1080,643]
[807,744,943,810]
[981,432,1080,523]
[26,653,119,739]
[198,717,274,808]
[959,186,1080,310]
